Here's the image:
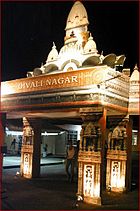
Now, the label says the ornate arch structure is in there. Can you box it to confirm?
[1,1,139,206]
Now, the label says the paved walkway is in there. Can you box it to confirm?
[2,156,139,210]
[3,155,64,168]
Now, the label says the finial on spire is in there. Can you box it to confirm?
[99,51,104,63]
[52,42,56,49]
[88,32,93,41]
[134,64,138,70]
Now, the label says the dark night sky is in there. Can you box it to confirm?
[2,1,139,81]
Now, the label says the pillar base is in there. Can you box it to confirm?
[84,196,101,205]
[111,187,126,192]
[20,145,33,179]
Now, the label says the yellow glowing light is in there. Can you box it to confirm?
[111,161,120,188]
[118,175,125,188]
[16,171,20,176]
[83,165,94,197]
[111,161,125,189]
[94,183,100,197]
[1,83,14,96]
[23,153,31,175]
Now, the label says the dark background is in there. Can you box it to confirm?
[2,1,139,81]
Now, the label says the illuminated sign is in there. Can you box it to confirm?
[1,67,107,95]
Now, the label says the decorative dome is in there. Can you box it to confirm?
[102,53,116,67]
[47,42,58,62]
[59,45,67,56]
[63,62,78,72]
[33,68,42,76]
[84,33,98,54]
[130,64,140,81]
[65,1,89,30]
[115,55,126,66]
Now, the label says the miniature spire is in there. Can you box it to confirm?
[47,42,58,62]
[84,32,97,53]
[99,51,104,63]
[88,33,93,40]
[130,63,139,81]
[134,64,138,71]
[52,42,56,49]
[40,62,45,71]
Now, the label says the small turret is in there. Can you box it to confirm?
[130,64,139,81]
[46,42,58,62]
[84,33,98,54]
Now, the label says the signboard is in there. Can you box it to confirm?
[1,66,107,95]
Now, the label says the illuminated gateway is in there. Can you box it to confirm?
[1,1,139,206]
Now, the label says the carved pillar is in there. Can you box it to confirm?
[77,107,105,205]
[99,108,107,194]
[97,127,101,151]
[126,116,132,191]
[20,117,41,178]
[106,159,111,188]
[106,116,131,192]
[0,113,7,171]
[0,113,6,148]
[0,113,7,196]
[77,162,83,196]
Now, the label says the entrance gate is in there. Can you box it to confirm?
[1,1,139,206]
[1,66,132,205]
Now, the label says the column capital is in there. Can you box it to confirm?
[23,117,42,128]
[79,106,103,122]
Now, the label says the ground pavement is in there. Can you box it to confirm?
[1,156,139,210]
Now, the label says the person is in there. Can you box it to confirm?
[10,138,17,154]
[18,136,22,155]
[43,144,48,158]
[65,140,76,182]
[75,140,80,178]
